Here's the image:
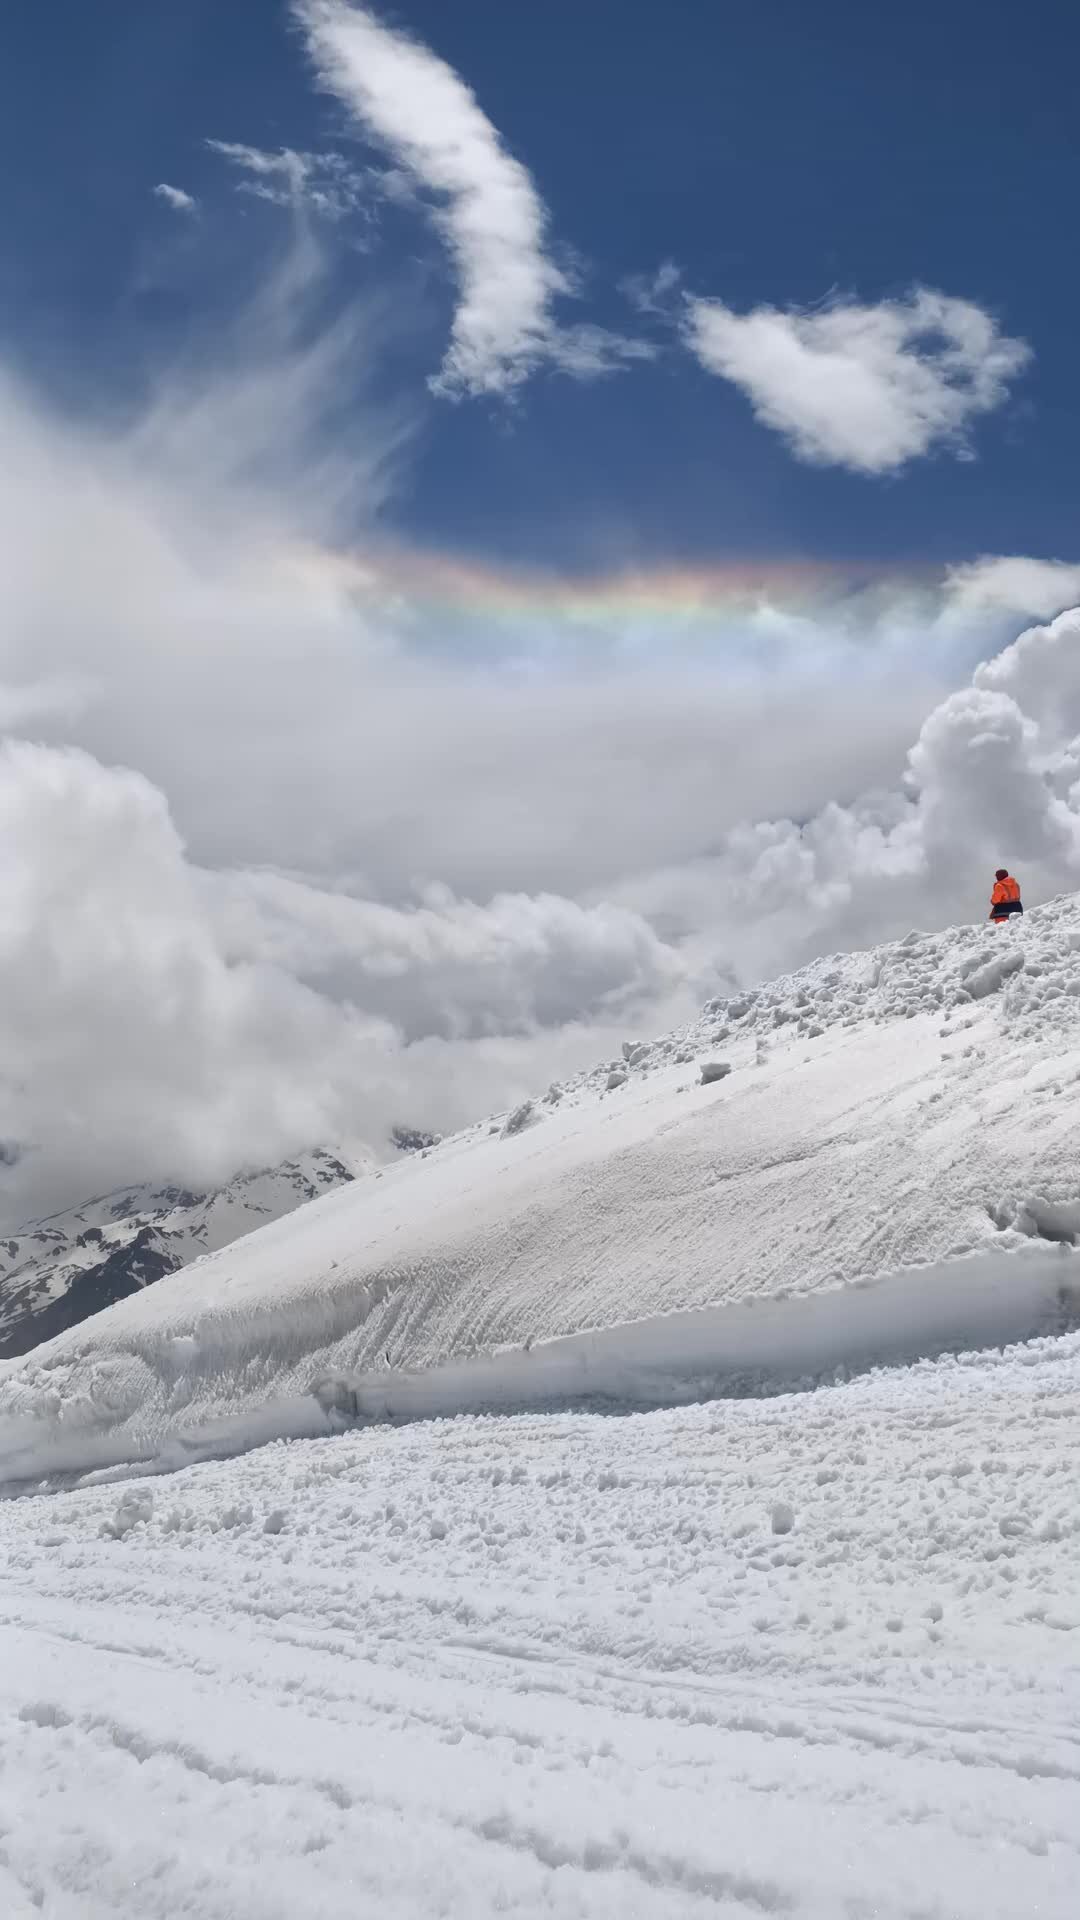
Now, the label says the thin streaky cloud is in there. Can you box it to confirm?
[620,261,683,317]
[207,139,370,220]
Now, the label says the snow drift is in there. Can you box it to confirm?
[4,895,1080,1483]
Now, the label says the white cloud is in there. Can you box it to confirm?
[3,204,1078,1224]
[0,738,375,1211]
[207,139,371,221]
[292,1,644,395]
[209,870,685,1042]
[943,554,1080,622]
[117,220,415,536]
[209,140,310,204]
[603,604,1080,989]
[620,261,683,317]
[0,674,92,730]
[973,605,1080,739]
[684,287,1031,474]
[0,345,931,1218]
[0,737,688,1220]
[153,182,198,215]
[545,324,657,380]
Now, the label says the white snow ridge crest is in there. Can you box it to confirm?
[2,894,1080,1483]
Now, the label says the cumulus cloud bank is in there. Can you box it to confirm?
[606,606,1080,988]
[1,178,1077,1224]
[684,287,1030,473]
[0,319,748,1217]
[0,739,377,1209]
[4,287,1079,1225]
[0,737,690,1220]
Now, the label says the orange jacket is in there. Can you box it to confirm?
[991,875,1021,907]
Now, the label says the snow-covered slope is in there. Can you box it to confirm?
[3,905,1080,1920]
[0,1150,367,1361]
[3,898,1080,1482]
[1,1329,1077,1920]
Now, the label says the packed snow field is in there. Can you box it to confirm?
[2,898,1080,1481]
[1,1329,1077,1919]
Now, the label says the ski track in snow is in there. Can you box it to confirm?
[1,1333,1078,1918]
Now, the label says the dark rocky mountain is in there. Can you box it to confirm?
[0,1150,368,1359]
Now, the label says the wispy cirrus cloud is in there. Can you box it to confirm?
[292,1,647,397]
[684,287,1031,474]
[620,261,683,318]
[207,139,371,221]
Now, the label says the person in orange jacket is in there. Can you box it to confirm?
[989,869,1023,924]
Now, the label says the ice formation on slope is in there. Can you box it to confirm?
[2,896,1080,1483]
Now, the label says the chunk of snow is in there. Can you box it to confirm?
[101,1489,153,1538]
[964,950,1026,1000]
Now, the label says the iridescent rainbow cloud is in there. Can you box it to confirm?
[286,544,935,642]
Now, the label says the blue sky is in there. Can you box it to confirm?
[2,0,1078,574]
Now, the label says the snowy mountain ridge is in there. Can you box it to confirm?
[3,894,1080,1485]
[0,1150,369,1361]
